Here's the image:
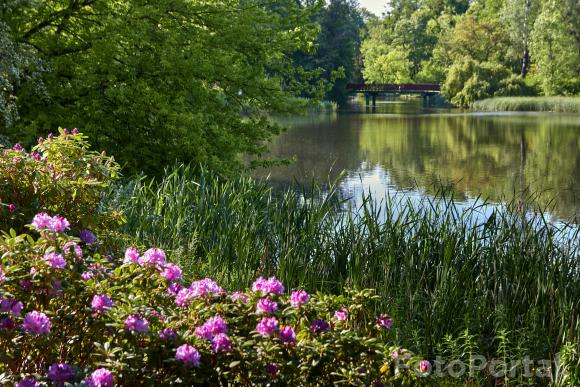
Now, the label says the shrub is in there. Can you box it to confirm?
[0,128,122,242]
[0,216,431,385]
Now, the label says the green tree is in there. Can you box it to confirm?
[530,0,580,95]
[362,46,413,83]
[1,0,322,175]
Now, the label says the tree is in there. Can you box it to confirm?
[362,46,413,83]
[530,0,580,95]
[501,0,539,76]
[1,0,323,175]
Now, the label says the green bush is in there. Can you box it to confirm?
[0,128,122,237]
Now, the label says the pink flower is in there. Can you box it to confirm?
[167,282,182,296]
[91,295,114,313]
[31,213,52,230]
[175,344,201,366]
[279,326,296,343]
[161,263,182,281]
[31,151,41,161]
[195,315,228,340]
[256,317,279,337]
[124,315,149,333]
[310,319,330,333]
[1,299,23,316]
[256,297,278,314]
[8,203,16,213]
[376,313,393,329]
[81,271,94,281]
[334,307,348,321]
[85,368,114,387]
[231,291,247,303]
[22,311,51,335]
[175,288,194,307]
[64,242,83,259]
[0,266,4,282]
[189,278,224,299]
[392,350,399,359]
[42,252,66,269]
[252,276,285,295]
[138,248,166,267]
[211,333,232,352]
[48,362,74,383]
[123,247,140,264]
[419,360,431,374]
[290,290,310,307]
[13,143,23,151]
[159,328,177,340]
[50,216,70,232]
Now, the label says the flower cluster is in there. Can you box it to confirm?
[31,213,70,233]
[252,276,285,295]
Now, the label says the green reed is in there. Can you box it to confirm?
[472,96,580,113]
[106,165,579,363]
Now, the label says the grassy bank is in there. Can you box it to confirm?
[472,96,580,113]
[106,165,579,366]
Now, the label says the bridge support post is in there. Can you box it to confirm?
[365,93,370,107]
[372,93,376,108]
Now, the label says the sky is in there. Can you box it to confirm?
[359,0,387,16]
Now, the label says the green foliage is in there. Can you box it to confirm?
[1,0,323,176]
[362,46,413,83]
[0,129,122,235]
[530,0,580,95]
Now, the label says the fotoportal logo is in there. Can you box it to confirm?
[395,355,560,379]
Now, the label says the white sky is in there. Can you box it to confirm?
[359,0,387,16]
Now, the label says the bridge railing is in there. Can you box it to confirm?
[346,83,440,93]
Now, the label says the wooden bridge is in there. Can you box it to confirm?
[346,83,441,107]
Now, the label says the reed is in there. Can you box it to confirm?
[472,96,580,113]
[106,165,579,362]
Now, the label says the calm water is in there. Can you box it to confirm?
[255,99,580,224]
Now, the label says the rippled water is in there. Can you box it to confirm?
[255,99,580,225]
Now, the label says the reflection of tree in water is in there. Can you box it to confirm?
[256,112,579,222]
[357,114,579,220]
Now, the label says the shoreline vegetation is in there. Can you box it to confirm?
[472,96,580,113]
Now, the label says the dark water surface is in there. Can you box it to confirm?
[255,99,580,225]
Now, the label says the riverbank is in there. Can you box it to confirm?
[472,96,580,113]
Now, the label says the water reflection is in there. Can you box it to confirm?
[256,101,580,223]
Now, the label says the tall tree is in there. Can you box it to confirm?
[1,0,323,175]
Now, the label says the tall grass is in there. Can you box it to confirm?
[106,165,579,363]
[472,96,580,113]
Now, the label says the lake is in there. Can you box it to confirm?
[255,98,580,225]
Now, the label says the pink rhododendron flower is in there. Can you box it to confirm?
[334,307,348,321]
[50,216,70,232]
[161,263,182,281]
[256,297,278,314]
[279,326,296,343]
[376,313,393,329]
[85,368,114,387]
[139,248,166,267]
[42,252,66,269]
[211,333,232,352]
[22,311,51,335]
[31,213,52,230]
[48,363,74,384]
[231,291,247,303]
[0,266,4,282]
[91,295,114,313]
[1,299,23,316]
[8,203,16,213]
[256,317,279,337]
[12,143,23,151]
[159,328,177,340]
[81,271,94,281]
[189,278,224,299]
[419,360,431,374]
[64,242,83,259]
[195,315,228,340]
[252,276,285,295]
[175,344,201,366]
[124,315,149,333]
[290,290,310,307]
[175,288,194,307]
[123,247,140,264]
[167,282,182,296]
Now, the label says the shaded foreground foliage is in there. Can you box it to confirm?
[109,165,580,368]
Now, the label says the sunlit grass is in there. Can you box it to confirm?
[473,96,580,113]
